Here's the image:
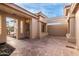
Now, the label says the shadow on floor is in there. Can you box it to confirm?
[0,43,15,56]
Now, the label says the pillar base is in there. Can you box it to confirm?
[74,46,79,50]
[66,33,70,39]
[66,33,76,43]
[68,36,76,43]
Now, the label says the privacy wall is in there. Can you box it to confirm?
[47,17,67,36]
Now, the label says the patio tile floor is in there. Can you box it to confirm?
[7,36,79,56]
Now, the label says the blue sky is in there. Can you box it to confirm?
[6,3,65,26]
[16,3,65,18]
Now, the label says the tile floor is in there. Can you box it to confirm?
[7,36,79,56]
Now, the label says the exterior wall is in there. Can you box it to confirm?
[14,18,21,39]
[75,8,79,48]
[47,17,67,23]
[64,6,70,16]
[39,16,47,23]
[0,3,48,43]
[65,4,77,43]
[19,19,27,38]
[65,4,79,48]
[0,14,7,44]
[48,24,67,36]
[8,16,31,39]
[69,14,76,43]
[66,14,76,43]
[10,15,48,39]
[31,18,38,39]
[47,17,67,36]
[30,16,48,39]
[64,4,79,49]
[39,22,48,38]
[25,19,31,38]
[38,16,48,38]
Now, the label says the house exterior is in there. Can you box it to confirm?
[0,3,48,44]
[64,3,79,49]
[47,17,67,36]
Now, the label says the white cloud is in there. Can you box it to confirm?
[15,3,64,18]
[48,23,64,25]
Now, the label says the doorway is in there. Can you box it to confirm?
[6,17,16,38]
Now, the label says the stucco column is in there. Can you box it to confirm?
[30,18,32,39]
[23,19,26,38]
[0,14,7,44]
[46,24,48,33]
[67,19,70,33]
[68,14,76,43]
[20,19,27,38]
[30,18,38,39]
[15,19,20,39]
[37,21,42,39]
[20,19,24,38]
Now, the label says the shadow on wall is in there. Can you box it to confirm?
[48,24,67,36]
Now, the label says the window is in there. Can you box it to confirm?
[41,23,46,32]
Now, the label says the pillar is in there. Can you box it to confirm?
[29,19,31,39]
[30,18,38,39]
[46,24,48,33]
[38,21,41,38]
[15,19,20,39]
[0,14,7,44]
[75,11,79,49]
[20,19,26,38]
[68,14,76,43]
[68,19,70,33]
[23,19,26,38]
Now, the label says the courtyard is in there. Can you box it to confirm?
[6,36,79,56]
[0,3,79,56]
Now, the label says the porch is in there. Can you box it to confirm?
[6,36,79,56]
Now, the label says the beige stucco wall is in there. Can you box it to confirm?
[39,22,48,38]
[75,8,79,48]
[31,18,38,39]
[65,4,79,49]
[0,4,48,44]
[18,19,27,38]
[0,14,7,43]
[38,16,48,38]
[30,16,48,39]
[39,16,47,23]
[68,14,76,43]
[47,17,67,23]
[47,17,67,36]
[48,24,67,36]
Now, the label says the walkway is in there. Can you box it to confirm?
[7,36,79,56]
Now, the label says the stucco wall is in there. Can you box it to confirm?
[38,16,48,38]
[39,22,48,38]
[75,8,79,48]
[31,18,38,39]
[0,15,7,43]
[47,17,67,36]
[19,19,28,38]
[48,24,67,36]
[39,16,47,23]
